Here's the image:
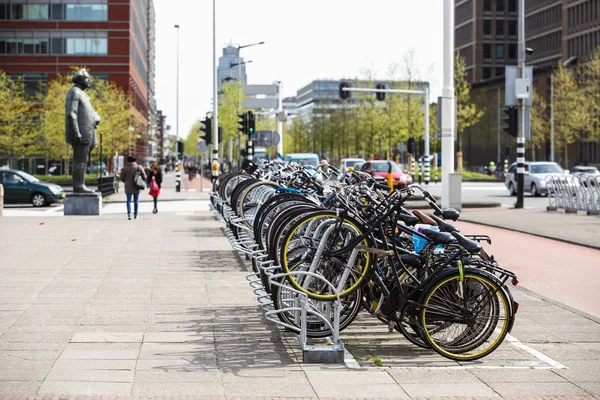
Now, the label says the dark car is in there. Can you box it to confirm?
[360,160,413,189]
[0,169,65,207]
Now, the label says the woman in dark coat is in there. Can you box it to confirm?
[120,155,146,220]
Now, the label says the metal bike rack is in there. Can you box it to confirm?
[214,191,346,364]
[547,176,600,216]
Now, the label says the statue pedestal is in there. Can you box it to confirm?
[64,193,102,216]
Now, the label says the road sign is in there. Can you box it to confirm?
[250,131,280,147]
[244,84,278,96]
[243,98,278,109]
[505,66,533,106]
[196,139,207,153]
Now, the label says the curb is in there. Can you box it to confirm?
[405,201,502,210]
[460,218,600,251]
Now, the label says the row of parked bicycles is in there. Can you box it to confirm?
[211,161,520,362]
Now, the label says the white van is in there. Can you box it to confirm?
[339,158,366,171]
[284,153,320,167]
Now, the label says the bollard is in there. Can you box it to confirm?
[424,158,430,185]
[0,184,3,217]
[412,157,417,184]
[175,170,181,192]
[418,159,423,185]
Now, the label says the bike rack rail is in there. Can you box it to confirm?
[213,191,346,364]
[546,176,600,215]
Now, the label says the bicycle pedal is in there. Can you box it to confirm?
[387,320,395,333]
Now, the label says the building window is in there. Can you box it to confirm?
[496,67,505,77]
[496,44,504,59]
[484,43,492,58]
[484,20,492,35]
[508,43,517,59]
[483,67,492,79]
[497,0,505,12]
[496,21,504,35]
[484,0,492,11]
[508,20,517,36]
[66,38,108,55]
[508,0,517,12]
[51,4,64,20]
[24,4,48,20]
[66,4,107,21]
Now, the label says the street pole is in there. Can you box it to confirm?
[497,86,501,165]
[277,81,283,159]
[515,0,525,209]
[550,73,555,162]
[424,85,430,184]
[211,0,219,181]
[441,0,456,208]
[174,25,180,153]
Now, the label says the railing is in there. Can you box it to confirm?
[546,175,600,215]
[97,176,116,198]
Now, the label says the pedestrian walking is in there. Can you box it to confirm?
[144,163,153,186]
[120,155,146,220]
[148,162,163,214]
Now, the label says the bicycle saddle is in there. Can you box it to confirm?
[397,212,420,227]
[421,229,455,245]
[429,214,460,233]
[450,231,482,254]
[400,253,423,268]
[411,209,437,226]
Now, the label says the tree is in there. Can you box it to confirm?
[529,88,549,160]
[553,61,589,166]
[455,53,484,171]
[183,121,201,156]
[39,75,71,173]
[0,71,33,168]
[581,47,600,140]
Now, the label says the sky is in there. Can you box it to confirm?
[154,0,445,139]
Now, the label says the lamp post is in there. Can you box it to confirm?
[230,60,252,80]
[174,24,180,151]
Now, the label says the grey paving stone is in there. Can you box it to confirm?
[0,332,74,343]
[0,350,62,360]
[134,368,221,383]
[0,358,55,370]
[470,367,567,383]
[0,380,42,393]
[131,381,224,396]
[4,324,79,333]
[401,382,498,397]
[388,368,482,384]
[0,368,49,381]
[70,332,144,343]
[135,358,219,371]
[576,381,600,395]
[45,367,134,383]
[38,380,132,395]
[58,349,139,360]
[0,342,67,351]
[76,325,148,333]
[51,359,136,371]
[143,332,206,343]
[554,360,600,381]
[488,381,591,396]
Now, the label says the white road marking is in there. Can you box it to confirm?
[505,333,568,369]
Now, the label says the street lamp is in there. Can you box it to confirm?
[230,60,252,80]
[174,24,180,152]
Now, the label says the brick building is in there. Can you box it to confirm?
[0,0,156,164]
[455,0,600,168]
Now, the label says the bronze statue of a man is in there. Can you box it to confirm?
[65,68,100,193]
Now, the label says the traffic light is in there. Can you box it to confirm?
[247,111,255,135]
[375,83,385,101]
[339,82,350,100]
[200,117,212,145]
[176,140,184,159]
[218,126,223,143]
[238,112,248,135]
[503,107,518,138]
[407,137,416,154]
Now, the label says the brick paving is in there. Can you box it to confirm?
[1,210,599,397]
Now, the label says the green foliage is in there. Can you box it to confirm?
[184,121,201,155]
[33,174,97,185]
[455,53,484,170]
[0,71,34,167]
[529,89,549,157]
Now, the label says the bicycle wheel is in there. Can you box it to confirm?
[280,211,372,301]
[419,269,511,361]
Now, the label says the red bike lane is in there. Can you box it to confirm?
[456,220,600,320]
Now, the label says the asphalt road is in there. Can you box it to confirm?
[424,181,550,209]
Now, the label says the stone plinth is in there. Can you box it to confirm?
[64,192,102,216]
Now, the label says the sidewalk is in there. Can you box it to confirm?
[1,211,599,397]
[104,172,209,203]
[460,208,600,249]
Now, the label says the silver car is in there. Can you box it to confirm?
[504,161,565,196]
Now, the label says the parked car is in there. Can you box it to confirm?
[0,169,65,207]
[360,160,413,189]
[87,161,107,174]
[339,158,366,171]
[504,161,566,197]
[284,153,320,167]
[570,165,600,186]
